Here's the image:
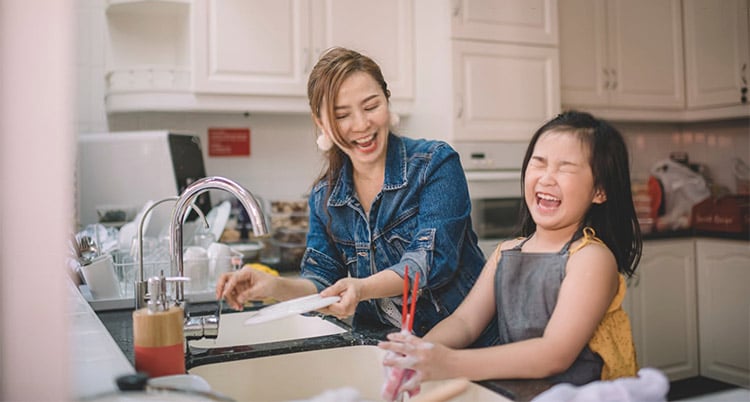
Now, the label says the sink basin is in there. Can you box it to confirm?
[188,345,511,401]
[188,312,348,348]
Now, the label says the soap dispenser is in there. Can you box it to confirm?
[132,272,186,378]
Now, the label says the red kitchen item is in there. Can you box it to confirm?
[647,175,664,222]
[382,266,421,402]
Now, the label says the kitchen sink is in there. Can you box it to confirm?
[188,312,348,349]
[188,345,511,401]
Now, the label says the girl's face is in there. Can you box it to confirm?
[524,130,606,232]
[316,71,390,167]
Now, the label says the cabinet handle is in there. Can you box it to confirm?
[741,63,747,104]
[456,93,463,119]
[611,69,618,90]
[452,0,462,17]
[603,68,610,90]
[303,48,310,74]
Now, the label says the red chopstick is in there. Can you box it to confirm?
[408,271,419,332]
[402,266,410,329]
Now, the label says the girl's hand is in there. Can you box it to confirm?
[319,277,363,319]
[215,265,278,310]
[378,331,455,387]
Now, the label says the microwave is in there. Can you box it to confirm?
[471,197,524,241]
[455,141,526,256]
[77,131,211,235]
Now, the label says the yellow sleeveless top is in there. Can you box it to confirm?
[570,227,639,380]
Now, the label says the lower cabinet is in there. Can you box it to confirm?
[624,239,699,381]
[623,238,750,386]
[695,239,750,387]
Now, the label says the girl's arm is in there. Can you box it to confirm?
[422,243,505,348]
[381,242,619,381]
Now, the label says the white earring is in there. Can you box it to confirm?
[316,131,333,151]
[389,112,400,131]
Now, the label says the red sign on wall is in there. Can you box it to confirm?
[208,128,251,157]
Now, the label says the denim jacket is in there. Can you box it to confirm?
[300,134,486,337]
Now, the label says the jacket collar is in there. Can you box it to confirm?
[328,133,408,207]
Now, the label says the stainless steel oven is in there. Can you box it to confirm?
[455,142,527,256]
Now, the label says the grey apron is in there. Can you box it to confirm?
[494,236,603,385]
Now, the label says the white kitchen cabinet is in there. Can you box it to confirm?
[104,0,192,111]
[560,0,685,115]
[683,0,750,115]
[624,239,699,381]
[192,0,413,111]
[451,40,559,142]
[695,238,750,387]
[451,0,558,46]
[105,0,414,113]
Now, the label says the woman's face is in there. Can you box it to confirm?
[316,71,390,167]
[524,130,606,232]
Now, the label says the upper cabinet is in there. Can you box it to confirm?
[683,0,749,112]
[451,0,558,45]
[452,41,559,142]
[560,0,750,122]
[450,0,560,142]
[560,0,685,116]
[104,0,414,114]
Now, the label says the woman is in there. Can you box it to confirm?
[217,47,493,341]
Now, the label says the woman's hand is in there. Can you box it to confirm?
[378,331,456,389]
[215,265,278,310]
[319,277,364,319]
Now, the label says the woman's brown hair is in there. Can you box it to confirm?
[307,47,391,188]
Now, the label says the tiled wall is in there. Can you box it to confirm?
[616,119,750,193]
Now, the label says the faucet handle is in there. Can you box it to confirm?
[146,272,189,313]
[183,300,221,340]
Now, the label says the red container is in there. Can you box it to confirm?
[691,195,750,234]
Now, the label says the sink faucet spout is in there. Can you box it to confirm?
[169,176,269,303]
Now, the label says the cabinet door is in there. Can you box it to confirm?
[559,0,609,106]
[628,240,698,381]
[315,0,414,100]
[696,239,750,387]
[451,0,558,45]
[683,0,750,108]
[452,40,560,142]
[606,0,685,109]
[193,0,312,96]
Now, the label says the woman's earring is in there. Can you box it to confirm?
[389,112,400,131]
[316,131,333,151]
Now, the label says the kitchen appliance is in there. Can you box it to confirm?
[77,131,211,236]
[454,141,526,257]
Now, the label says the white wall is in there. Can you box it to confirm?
[0,0,73,399]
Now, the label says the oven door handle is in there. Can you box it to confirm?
[464,171,521,182]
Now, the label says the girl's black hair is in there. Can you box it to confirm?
[517,110,642,277]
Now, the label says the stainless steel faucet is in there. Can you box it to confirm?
[169,176,269,304]
[133,196,208,310]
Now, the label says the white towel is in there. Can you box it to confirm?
[531,368,669,402]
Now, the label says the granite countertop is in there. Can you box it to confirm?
[97,303,554,401]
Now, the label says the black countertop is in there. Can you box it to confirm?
[642,228,750,241]
[97,302,554,401]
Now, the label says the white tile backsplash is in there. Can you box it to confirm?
[616,119,750,193]
[107,112,325,202]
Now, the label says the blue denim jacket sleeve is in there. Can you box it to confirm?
[386,142,473,290]
[299,193,349,292]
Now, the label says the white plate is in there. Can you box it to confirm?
[243,294,341,325]
[205,201,231,241]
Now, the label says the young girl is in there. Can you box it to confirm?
[379,111,643,393]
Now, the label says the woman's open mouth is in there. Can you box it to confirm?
[351,132,378,150]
